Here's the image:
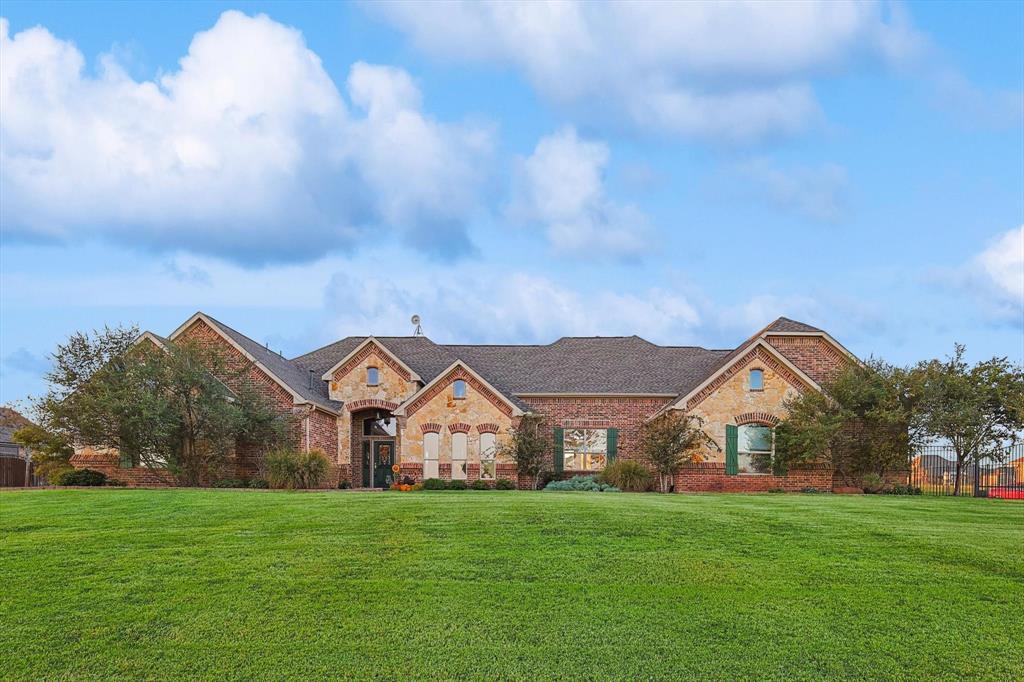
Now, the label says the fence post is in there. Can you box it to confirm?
[973,458,981,497]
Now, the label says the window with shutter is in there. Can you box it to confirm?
[725,424,739,476]
[553,427,564,474]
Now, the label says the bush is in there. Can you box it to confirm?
[768,487,787,494]
[54,468,107,486]
[471,479,492,490]
[265,448,330,489]
[599,460,654,492]
[105,478,128,487]
[861,472,886,494]
[800,487,823,494]
[337,479,351,490]
[422,478,447,490]
[448,479,468,490]
[494,478,516,490]
[213,478,246,488]
[249,478,269,489]
[544,475,620,492]
[885,484,922,495]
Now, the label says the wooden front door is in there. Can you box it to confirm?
[372,441,396,489]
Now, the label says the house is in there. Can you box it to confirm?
[70,312,857,491]
[0,408,36,487]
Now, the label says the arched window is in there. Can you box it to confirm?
[749,368,764,391]
[423,432,439,479]
[479,432,497,480]
[451,432,468,480]
[453,379,467,399]
[367,366,379,386]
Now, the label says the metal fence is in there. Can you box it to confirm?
[909,444,1023,498]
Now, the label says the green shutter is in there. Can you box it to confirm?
[553,427,564,474]
[606,428,618,463]
[725,424,738,476]
[119,450,133,469]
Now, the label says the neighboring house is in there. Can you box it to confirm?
[0,409,35,487]
[70,312,857,491]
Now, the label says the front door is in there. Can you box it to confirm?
[361,442,371,489]
[372,441,396,489]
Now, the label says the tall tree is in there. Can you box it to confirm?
[913,344,1024,496]
[495,414,550,490]
[639,411,709,492]
[774,358,919,487]
[11,424,74,482]
[35,326,292,485]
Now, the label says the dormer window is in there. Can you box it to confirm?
[453,379,467,399]
[367,366,379,386]
[749,368,764,391]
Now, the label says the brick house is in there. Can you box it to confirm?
[72,312,857,491]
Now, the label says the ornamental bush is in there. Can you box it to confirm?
[448,479,468,490]
[265,448,329,489]
[544,475,619,492]
[885,484,922,495]
[422,478,447,490]
[599,460,654,492]
[494,478,516,490]
[471,479,492,490]
[249,478,269,489]
[54,468,107,486]
[213,478,246,488]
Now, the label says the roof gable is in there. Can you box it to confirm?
[318,337,420,383]
[394,360,525,418]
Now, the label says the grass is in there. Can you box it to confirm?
[1,490,1022,681]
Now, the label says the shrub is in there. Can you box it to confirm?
[800,486,823,494]
[861,472,886,494]
[544,474,619,492]
[249,478,269,489]
[471,479,492,490]
[54,468,107,486]
[768,487,787,494]
[105,478,128,487]
[265,448,330,489]
[599,460,654,492]
[213,478,246,488]
[885,484,922,495]
[494,478,516,490]
[448,479,468,490]
[422,478,447,490]
[337,479,351,490]
[410,483,424,491]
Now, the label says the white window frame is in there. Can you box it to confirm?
[451,432,468,480]
[563,428,608,472]
[479,432,497,480]
[423,432,439,479]
[737,424,774,475]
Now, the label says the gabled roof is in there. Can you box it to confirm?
[764,317,824,334]
[393,360,526,417]
[314,337,421,382]
[169,313,340,414]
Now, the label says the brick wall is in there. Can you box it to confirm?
[674,462,833,492]
[764,335,848,385]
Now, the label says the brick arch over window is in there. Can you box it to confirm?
[448,422,472,434]
[420,422,443,434]
[734,412,781,427]
[347,398,400,413]
[475,423,500,434]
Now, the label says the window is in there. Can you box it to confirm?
[749,368,764,391]
[423,432,439,479]
[451,432,468,480]
[367,366,379,386]
[362,413,396,437]
[453,379,467,399]
[563,428,608,471]
[737,424,773,474]
[479,432,497,480]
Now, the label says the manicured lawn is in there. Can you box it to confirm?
[1,490,1022,680]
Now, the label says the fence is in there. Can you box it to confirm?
[0,455,40,487]
[909,444,1023,498]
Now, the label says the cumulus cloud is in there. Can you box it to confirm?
[508,127,651,257]
[368,0,922,142]
[0,12,492,263]
[974,226,1024,308]
[733,158,848,222]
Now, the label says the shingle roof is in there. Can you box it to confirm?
[764,317,823,334]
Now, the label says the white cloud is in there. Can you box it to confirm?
[734,158,848,222]
[508,127,651,256]
[369,0,922,142]
[0,12,492,263]
[975,226,1024,306]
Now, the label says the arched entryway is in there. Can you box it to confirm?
[350,407,399,488]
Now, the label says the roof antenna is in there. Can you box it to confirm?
[411,314,423,336]
[308,368,314,389]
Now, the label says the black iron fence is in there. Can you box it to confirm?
[910,444,1023,497]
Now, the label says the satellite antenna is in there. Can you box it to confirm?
[411,314,423,336]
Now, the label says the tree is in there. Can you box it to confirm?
[495,414,550,490]
[913,344,1024,496]
[11,424,74,482]
[774,358,919,487]
[639,411,709,492]
[34,326,293,486]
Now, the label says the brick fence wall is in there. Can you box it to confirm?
[674,462,834,493]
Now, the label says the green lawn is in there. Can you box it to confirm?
[1,490,1022,681]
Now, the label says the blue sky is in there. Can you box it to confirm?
[1,0,1022,407]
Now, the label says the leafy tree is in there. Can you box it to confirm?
[34,326,293,486]
[913,344,1024,496]
[495,414,550,490]
[639,411,709,492]
[775,358,919,487]
[12,424,74,482]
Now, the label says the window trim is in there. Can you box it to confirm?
[451,431,468,480]
[366,366,380,386]
[479,431,497,480]
[736,423,774,475]
[452,379,467,400]
[749,368,764,392]
[562,427,609,472]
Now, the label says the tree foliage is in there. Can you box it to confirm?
[34,326,293,486]
[495,414,550,490]
[912,344,1024,495]
[774,358,919,486]
[12,423,74,482]
[639,411,709,492]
